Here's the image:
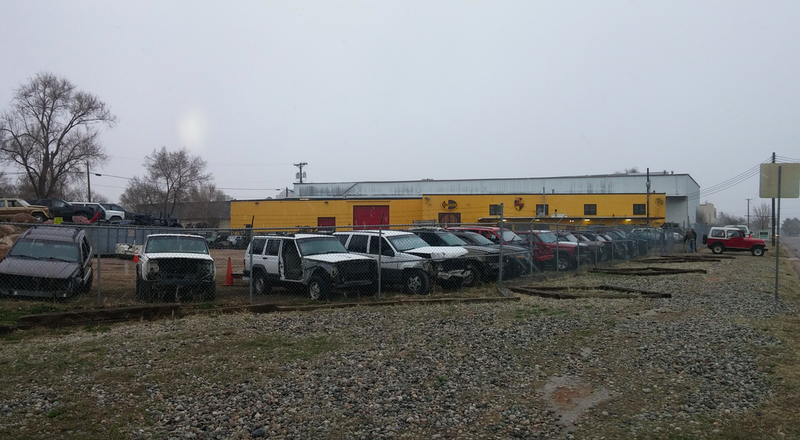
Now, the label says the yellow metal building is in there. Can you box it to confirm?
[230,192,667,230]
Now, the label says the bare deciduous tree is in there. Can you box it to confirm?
[696,209,710,225]
[121,146,211,217]
[0,72,117,198]
[614,167,640,174]
[717,211,746,227]
[750,202,771,231]
[185,183,228,227]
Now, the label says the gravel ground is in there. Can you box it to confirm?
[0,252,797,439]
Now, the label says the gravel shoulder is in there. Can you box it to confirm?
[1,249,799,439]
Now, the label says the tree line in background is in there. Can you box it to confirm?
[697,201,800,237]
[0,72,223,220]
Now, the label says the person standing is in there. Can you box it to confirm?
[684,229,692,252]
[689,228,697,252]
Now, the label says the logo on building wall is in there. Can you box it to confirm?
[441,200,458,211]
[514,197,524,211]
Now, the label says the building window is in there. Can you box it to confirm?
[633,204,646,215]
[584,204,597,215]
[536,204,549,216]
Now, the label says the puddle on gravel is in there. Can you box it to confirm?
[539,375,613,435]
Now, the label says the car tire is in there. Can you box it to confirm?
[32,213,47,223]
[81,272,93,294]
[136,273,152,302]
[308,273,331,300]
[253,271,271,295]
[462,262,481,287]
[751,246,765,257]
[711,243,724,254]
[403,269,430,295]
[200,282,216,301]
[556,255,570,271]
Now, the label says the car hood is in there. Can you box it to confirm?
[0,258,79,279]
[305,253,375,264]
[406,246,468,259]
[145,252,214,261]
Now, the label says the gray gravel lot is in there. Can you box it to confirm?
[1,252,797,439]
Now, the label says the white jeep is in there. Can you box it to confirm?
[244,234,377,300]
[136,234,216,302]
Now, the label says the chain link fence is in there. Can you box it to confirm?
[0,221,688,308]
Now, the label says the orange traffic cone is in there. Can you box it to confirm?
[225,257,234,286]
[133,254,139,262]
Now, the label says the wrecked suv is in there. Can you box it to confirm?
[137,234,216,302]
[244,233,377,300]
[0,226,94,299]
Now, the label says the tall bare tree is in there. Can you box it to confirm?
[717,211,746,227]
[0,72,117,198]
[184,183,228,227]
[750,202,771,231]
[121,146,211,217]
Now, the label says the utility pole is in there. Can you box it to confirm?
[746,198,752,231]
[294,162,308,184]
[771,152,776,246]
[86,162,92,202]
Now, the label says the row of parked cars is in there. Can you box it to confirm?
[0,197,183,227]
[240,226,657,299]
[0,224,673,302]
[0,225,216,302]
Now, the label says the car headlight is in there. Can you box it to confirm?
[146,260,159,274]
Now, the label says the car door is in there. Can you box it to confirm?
[248,237,267,275]
[367,235,404,283]
[726,230,745,249]
[262,239,281,280]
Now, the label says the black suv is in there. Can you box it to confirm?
[0,226,94,298]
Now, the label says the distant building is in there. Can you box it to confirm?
[697,202,717,225]
[230,172,699,230]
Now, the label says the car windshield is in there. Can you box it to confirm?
[560,233,578,243]
[146,236,209,254]
[18,199,32,207]
[9,239,80,262]
[536,232,558,243]
[501,229,524,243]
[461,232,494,246]
[388,234,431,251]
[437,232,467,246]
[297,236,348,256]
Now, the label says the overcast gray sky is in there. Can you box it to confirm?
[2,0,799,220]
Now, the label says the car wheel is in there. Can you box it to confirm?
[308,273,331,300]
[462,262,481,287]
[136,273,152,302]
[81,272,93,293]
[403,270,430,295]
[751,246,765,257]
[32,213,46,223]
[253,272,271,295]
[200,282,216,301]
[711,243,724,254]
[556,255,570,271]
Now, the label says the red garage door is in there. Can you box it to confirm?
[353,206,389,229]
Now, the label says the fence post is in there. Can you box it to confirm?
[95,249,101,307]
